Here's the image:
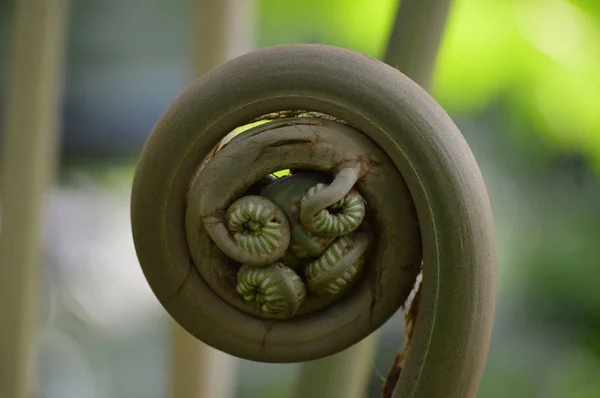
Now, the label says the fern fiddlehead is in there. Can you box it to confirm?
[131,44,496,397]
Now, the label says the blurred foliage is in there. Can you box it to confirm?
[260,0,600,172]
[437,0,600,172]
[260,1,600,396]
[1,0,596,396]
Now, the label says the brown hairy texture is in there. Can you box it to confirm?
[383,278,422,398]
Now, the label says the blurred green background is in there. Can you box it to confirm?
[1,0,599,397]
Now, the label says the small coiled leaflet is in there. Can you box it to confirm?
[300,167,365,237]
[305,232,371,296]
[227,196,288,260]
[207,195,290,267]
[237,262,307,319]
[303,184,366,237]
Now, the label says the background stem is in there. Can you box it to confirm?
[383,0,454,91]
[0,2,68,398]
[293,334,378,398]
[170,323,238,398]
[168,1,256,397]
[191,0,257,77]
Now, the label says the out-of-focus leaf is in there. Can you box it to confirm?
[435,0,600,170]
[259,0,396,56]
[260,0,600,171]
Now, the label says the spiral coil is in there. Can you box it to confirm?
[236,263,307,319]
[226,196,289,264]
[302,185,366,237]
[131,44,496,397]
[305,232,370,296]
